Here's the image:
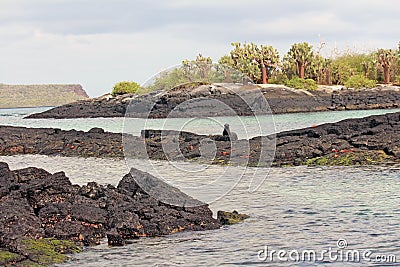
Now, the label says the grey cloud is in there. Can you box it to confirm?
[0,0,336,35]
[1,0,398,46]
[1,0,399,97]
[2,0,399,50]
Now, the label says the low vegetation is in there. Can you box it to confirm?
[0,238,82,266]
[284,77,317,90]
[145,54,244,92]
[0,250,22,266]
[344,74,377,89]
[111,81,141,96]
[306,150,389,166]
[20,238,81,266]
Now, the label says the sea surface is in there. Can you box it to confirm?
[1,107,399,139]
[0,107,399,266]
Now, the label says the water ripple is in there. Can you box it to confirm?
[0,154,398,267]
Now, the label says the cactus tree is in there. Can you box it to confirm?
[286,42,314,78]
[377,49,395,84]
[229,42,279,84]
[311,55,332,85]
[258,44,280,84]
[182,54,213,81]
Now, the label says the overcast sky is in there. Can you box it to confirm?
[1,0,399,97]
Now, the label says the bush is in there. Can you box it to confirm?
[344,75,377,89]
[284,77,317,90]
[268,72,288,84]
[169,81,211,91]
[331,53,377,84]
[394,75,400,86]
[111,81,141,96]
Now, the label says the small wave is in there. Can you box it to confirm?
[0,113,24,117]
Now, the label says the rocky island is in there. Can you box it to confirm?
[2,111,399,166]
[26,84,400,119]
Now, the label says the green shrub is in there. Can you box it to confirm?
[394,75,400,85]
[111,81,141,96]
[344,75,377,89]
[169,81,211,91]
[269,72,288,84]
[284,77,317,90]
[21,238,81,265]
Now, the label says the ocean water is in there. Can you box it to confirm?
[0,155,399,266]
[0,107,399,139]
[0,107,399,266]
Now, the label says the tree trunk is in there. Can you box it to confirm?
[319,70,324,85]
[383,65,390,84]
[299,64,305,79]
[225,69,232,83]
[364,66,369,77]
[325,68,332,85]
[261,65,267,84]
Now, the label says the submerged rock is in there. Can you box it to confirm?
[0,163,221,266]
[217,210,250,225]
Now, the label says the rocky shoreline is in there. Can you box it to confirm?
[26,84,400,119]
[0,163,251,266]
[1,111,399,166]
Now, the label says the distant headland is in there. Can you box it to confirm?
[0,84,89,109]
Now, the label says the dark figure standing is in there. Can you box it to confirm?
[223,124,238,141]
